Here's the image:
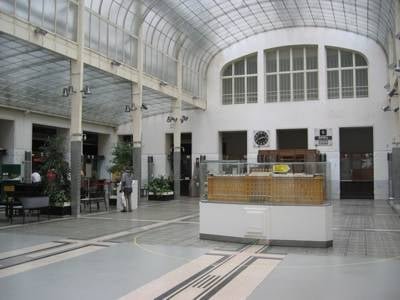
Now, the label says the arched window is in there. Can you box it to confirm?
[265,46,318,102]
[326,48,368,99]
[221,54,258,105]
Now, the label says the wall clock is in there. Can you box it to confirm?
[253,130,270,147]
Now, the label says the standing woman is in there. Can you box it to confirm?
[121,166,134,212]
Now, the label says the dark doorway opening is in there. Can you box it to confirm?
[340,127,374,199]
[220,131,247,160]
[166,133,192,196]
[277,129,308,149]
[32,124,57,171]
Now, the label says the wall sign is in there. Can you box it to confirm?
[253,130,270,148]
[314,128,333,146]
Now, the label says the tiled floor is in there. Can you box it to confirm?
[0,198,399,299]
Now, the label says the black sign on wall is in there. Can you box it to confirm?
[314,128,333,146]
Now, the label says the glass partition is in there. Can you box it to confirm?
[200,161,330,205]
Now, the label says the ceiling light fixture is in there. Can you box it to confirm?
[159,81,168,87]
[62,85,75,97]
[111,60,121,67]
[394,107,399,112]
[34,27,48,36]
[81,85,92,95]
[382,105,391,112]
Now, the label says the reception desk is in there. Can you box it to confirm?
[199,162,332,247]
[207,175,325,205]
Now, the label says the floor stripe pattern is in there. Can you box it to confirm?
[0,214,199,279]
[120,245,284,300]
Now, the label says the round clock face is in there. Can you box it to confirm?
[254,131,269,146]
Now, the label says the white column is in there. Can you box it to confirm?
[173,59,183,197]
[132,1,144,200]
[395,0,400,138]
[70,0,85,217]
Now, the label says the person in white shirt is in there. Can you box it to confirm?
[31,171,41,183]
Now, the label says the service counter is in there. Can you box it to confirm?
[199,162,333,247]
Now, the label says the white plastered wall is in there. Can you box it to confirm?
[136,27,397,200]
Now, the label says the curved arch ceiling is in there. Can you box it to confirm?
[87,0,395,73]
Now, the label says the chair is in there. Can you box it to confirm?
[18,196,50,223]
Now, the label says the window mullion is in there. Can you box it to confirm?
[277,50,280,102]
[338,50,342,99]
[353,53,356,98]
[304,47,307,101]
[290,48,293,102]
[244,57,248,104]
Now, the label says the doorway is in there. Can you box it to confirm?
[277,129,308,149]
[220,131,247,160]
[340,127,374,199]
[0,120,14,164]
[166,133,192,196]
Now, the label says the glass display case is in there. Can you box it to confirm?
[200,161,329,205]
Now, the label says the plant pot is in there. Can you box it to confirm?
[46,202,71,215]
[148,191,174,201]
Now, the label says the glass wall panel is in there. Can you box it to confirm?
[222,78,233,105]
[234,60,245,75]
[279,48,290,71]
[16,0,29,19]
[341,69,354,98]
[292,48,304,71]
[266,50,277,73]
[341,50,353,67]
[266,75,277,103]
[327,48,338,68]
[43,0,56,32]
[265,46,318,102]
[247,76,258,103]
[306,47,318,70]
[234,77,246,104]
[356,69,368,97]
[326,47,368,99]
[327,70,339,99]
[293,73,304,100]
[247,55,257,74]
[279,73,291,101]
[306,72,318,100]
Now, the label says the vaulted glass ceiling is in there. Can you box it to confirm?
[0,33,199,126]
[84,0,396,95]
[0,0,396,125]
[1,0,395,100]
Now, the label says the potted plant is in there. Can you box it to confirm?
[39,136,71,215]
[146,176,174,200]
[108,141,133,182]
[108,141,133,206]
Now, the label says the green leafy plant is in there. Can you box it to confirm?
[39,136,70,205]
[108,142,133,174]
[146,176,173,194]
